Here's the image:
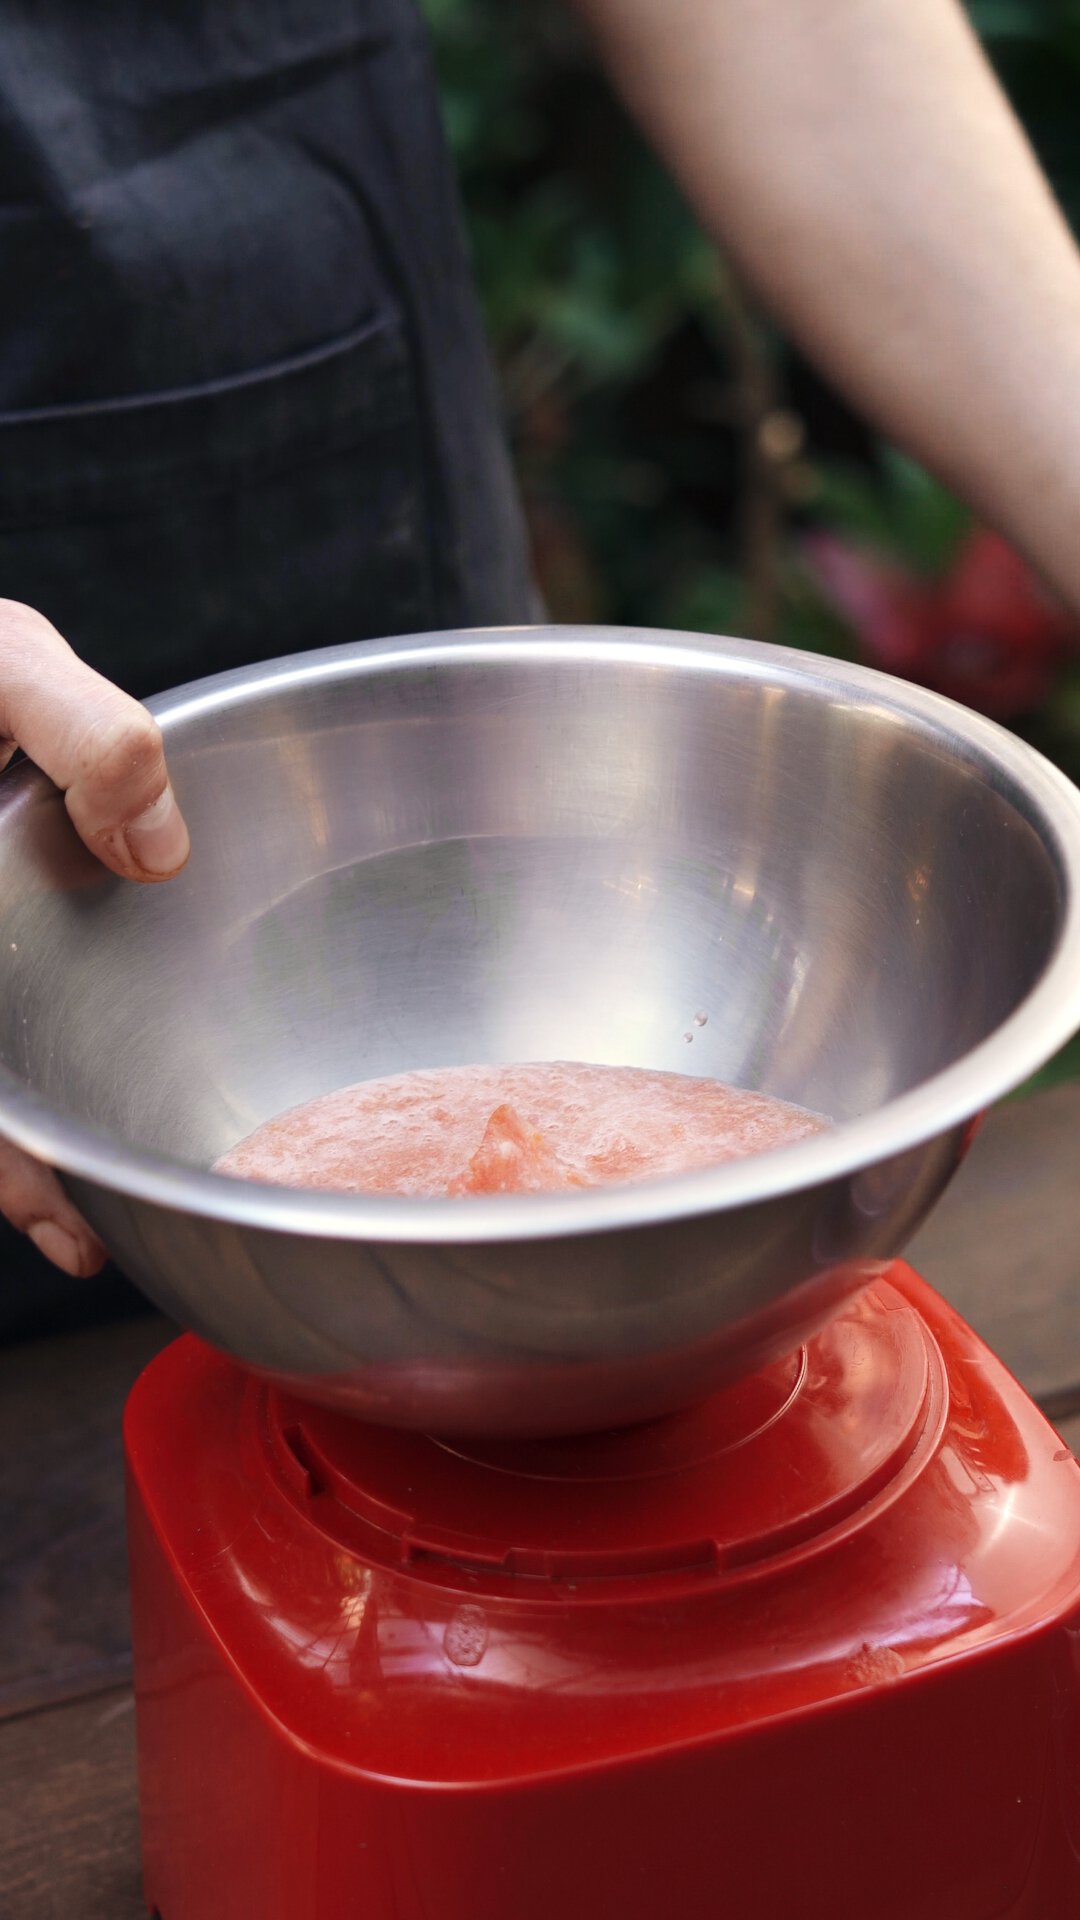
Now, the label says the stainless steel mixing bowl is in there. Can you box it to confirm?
[2,626,1080,1435]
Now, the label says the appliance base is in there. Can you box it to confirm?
[127,1264,1080,1919]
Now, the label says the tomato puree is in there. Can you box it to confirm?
[213,1062,828,1198]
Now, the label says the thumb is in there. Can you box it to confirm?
[0,599,190,881]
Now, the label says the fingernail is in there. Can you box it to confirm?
[28,1218,85,1274]
[124,785,191,878]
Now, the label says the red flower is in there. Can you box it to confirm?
[806,526,1076,719]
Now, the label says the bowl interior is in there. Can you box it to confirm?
[0,629,1069,1205]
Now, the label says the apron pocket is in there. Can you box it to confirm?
[0,314,436,692]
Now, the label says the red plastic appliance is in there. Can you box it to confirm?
[126,1262,1080,1920]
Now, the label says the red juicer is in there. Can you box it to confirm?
[127,1259,1080,1919]
[4,630,1080,1916]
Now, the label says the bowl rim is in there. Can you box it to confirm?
[3,622,1080,1244]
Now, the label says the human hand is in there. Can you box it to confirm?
[0,599,191,1276]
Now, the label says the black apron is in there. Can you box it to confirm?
[0,0,537,1336]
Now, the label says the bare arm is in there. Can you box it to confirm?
[570,0,1080,607]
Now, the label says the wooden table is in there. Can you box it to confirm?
[5,1083,1080,1916]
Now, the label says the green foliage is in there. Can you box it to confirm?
[421,0,1080,634]
[422,0,745,622]
[811,453,972,577]
[425,0,715,377]
[422,0,1080,1089]
[422,0,1080,600]
[970,2,1080,226]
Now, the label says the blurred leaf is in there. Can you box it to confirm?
[1012,1027,1080,1099]
[879,451,973,571]
[776,565,862,660]
[809,455,971,573]
[655,563,748,637]
[969,1,1055,39]
[809,464,903,552]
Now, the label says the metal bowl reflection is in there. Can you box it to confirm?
[1,627,1079,1435]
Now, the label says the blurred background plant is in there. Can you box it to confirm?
[422,0,1080,1082]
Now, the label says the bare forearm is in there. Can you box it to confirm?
[571,0,1080,608]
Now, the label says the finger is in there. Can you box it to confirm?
[0,1136,107,1277]
[0,599,191,882]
